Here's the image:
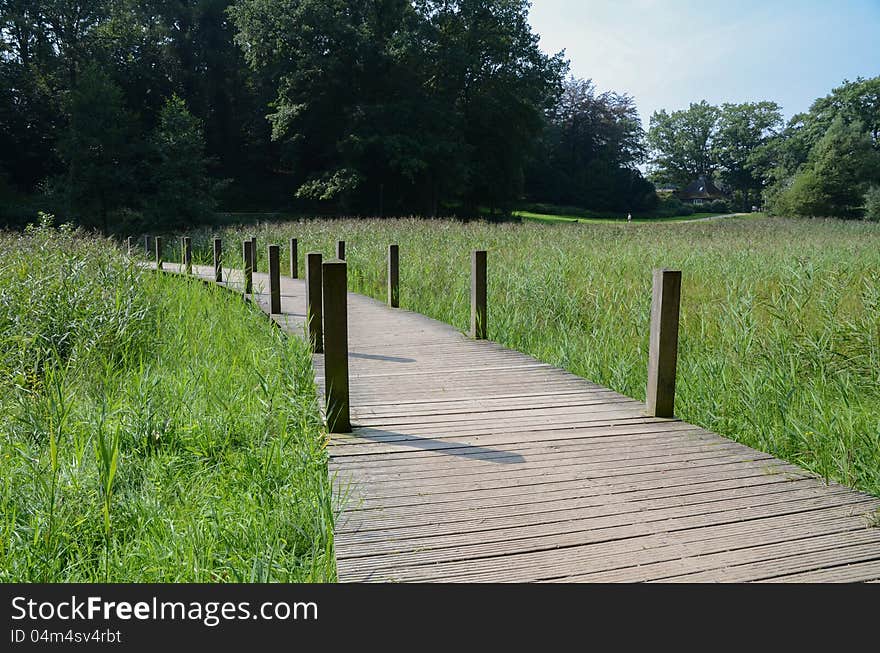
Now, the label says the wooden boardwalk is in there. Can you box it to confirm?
[157,260,880,582]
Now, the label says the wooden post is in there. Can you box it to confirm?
[213,238,222,282]
[305,252,323,353]
[470,249,487,339]
[250,236,257,273]
[242,239,253,294]
[268,244,281,314]
[322,259,351,433]
[646,268,682,418]
[126,236,133,256]
[144,235,150,257]
[336,239,345,260]
[155,236,163,271]
[387,244,399,307]
[289,238,298,278]
[182,236,192,274]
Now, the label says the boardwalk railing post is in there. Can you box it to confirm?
[323,259,351,433]
[144,235,150,257]
[289,238,298,278]
[387,244,399,307]
[213,238,222,282]
[155,236,163,271]
[242,239,253,294]
[250,236,257,273]
[182,236,192,274]
[305,252,323,353]
[336,239,345,260]
[269,244,281,314]
[470,249,487,339]
[646,268,682,418]
[126,236,133,256]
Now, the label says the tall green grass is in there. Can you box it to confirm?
[0,217,334,581]
[168,215,880,496]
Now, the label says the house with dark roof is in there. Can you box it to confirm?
[677,175,728,205]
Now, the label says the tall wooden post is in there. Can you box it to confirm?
[250,236,257,273]
[646,268,682,418]
[182,236,192,274]
[213,238,222,282]
[305,252,323,353]
[155,236,163,271]
[387,244,399,307]
[322,259,351,433]
[144,235,151,257]
[289,238,298,278]
[126,236,133,256]
[242,239,253,294]
[470,250,487,339]
[336,240,345,260]
[268,244,281,314]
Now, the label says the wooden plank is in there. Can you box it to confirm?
[338,503,878,582]
[757,559,880,583]
[646,268,681,418]
[387,244,399,307]
[323,259,350,433]
[470,249,487,339]
[305,252,323,353]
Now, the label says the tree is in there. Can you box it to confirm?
[865,185,880,221]
[58,64,138,232]
[525,77,654,212]
[145,95,218,227]
[764,76,880,217]
[770,117,880,217]
[229,0,566,215]
[647,100,720,187]
[714,101,783,209]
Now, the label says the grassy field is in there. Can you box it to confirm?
[164,214,880,497]
[515,210,738,224]
[0,218,334,582]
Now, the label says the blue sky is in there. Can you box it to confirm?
[528,0,880,126]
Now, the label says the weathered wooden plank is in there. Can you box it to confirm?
[338,503,878,582]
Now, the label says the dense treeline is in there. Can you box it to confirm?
[1,2,877,228]
[0,0,660,229]
[646,77,880,218]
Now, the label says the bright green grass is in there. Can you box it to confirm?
[167,214,880,496]
[515,210,737,224]
[0,219,334,582]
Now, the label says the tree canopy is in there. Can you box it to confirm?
[1,2,878,226]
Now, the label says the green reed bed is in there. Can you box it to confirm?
[165,215,880,497]
[0,218,333,582]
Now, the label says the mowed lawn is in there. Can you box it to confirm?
[170,215,880,497]
[515,210,742,224]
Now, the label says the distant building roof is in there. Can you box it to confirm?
[678,175,727,200]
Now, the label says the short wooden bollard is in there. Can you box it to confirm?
[470,250,487,339]
[155,236,163,271]
[144,235,151,257]
[250,236,257,273]
[213,238,222,282]
[387,244,399,307]
[305,252,323,353]
[242,239,253,294]
[646,268,682,418]
[268,244,281,314]
[289,238,298,278]
[336,240,345,260]
[182,236,192,274]
[322,259,351,433]
[126,236,133,256]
